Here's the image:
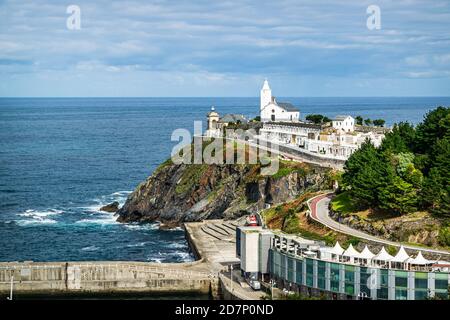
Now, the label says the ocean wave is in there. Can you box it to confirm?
[145,248,194,263]
[123,223,160,231]
[75,214,118,226]
[75,191,128,225]
[173,251,194,262]
[165,226,183,232]
[15,209,63,226]
[111,190,132,197]
[78,204,104,213]
[167,242,188,249]
[16,218,57,226]
[126,241,150,247]
[18,209,63,218]
[146,257,164,263]
[78,190,132,214]
[81,245,100,252]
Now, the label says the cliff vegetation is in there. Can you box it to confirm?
[117,141,335,226]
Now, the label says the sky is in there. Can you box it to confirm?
[0,0,450,97]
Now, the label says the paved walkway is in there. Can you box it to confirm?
[308,193,450,256]
[184,219,267,300]
[185,219,241,272]
[220,270,266,300]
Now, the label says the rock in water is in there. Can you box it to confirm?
[100,201,120,213]
[116,159,332,226]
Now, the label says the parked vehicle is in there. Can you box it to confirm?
[246,214,259,226]
[246,278,261,290]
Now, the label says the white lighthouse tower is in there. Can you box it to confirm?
[260,79,272,111]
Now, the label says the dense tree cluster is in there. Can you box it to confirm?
[342,107,449,216]
[355,115,385,127]
[305,114,331,124]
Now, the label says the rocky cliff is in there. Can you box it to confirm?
[117,160,333,226]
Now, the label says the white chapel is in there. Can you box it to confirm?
[260,79,300,123]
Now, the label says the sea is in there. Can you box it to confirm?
[1,97,449,262]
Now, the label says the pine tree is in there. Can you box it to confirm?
[380,122,415,154]
[422,137,450,215]
[343,140,389,207]
[415,106,450,155]
[378,176,418,214]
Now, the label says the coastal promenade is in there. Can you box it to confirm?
[308,193,450,257]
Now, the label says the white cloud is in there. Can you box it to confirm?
[1,0,450,96]
[405,55,429,67]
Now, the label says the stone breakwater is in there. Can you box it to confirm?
[0,218,256,299]
[0,218,244,299]
[0,260,214,298]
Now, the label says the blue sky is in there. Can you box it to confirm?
[1,0,450,97]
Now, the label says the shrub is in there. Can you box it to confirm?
[438,227,450,247]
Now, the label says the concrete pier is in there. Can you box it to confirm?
[0,219,243,299]
[0,260,212,297]
[0,218,259,299]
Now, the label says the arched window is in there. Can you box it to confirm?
[271,114,275,121]
[272,109,275,113]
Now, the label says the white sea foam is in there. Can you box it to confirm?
[81,245,100,251]
[167,242,188,249]
[16,218,57,226]
[75,213,118,226]
[173,251,194,262]
[147,257,164,263]
[111,190,132,197]
[123,223,160,231]
[79,204,104,213]
[167,227,183,232]
[144,247,193,263]
[74,190,132,225]
[15,209,63,226]
[18,209,63,218]
[126,241,149,248]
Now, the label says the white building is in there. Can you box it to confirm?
[204,80,388,162]
[260,80,299,123]
[205,107,248,137]
[257,81,388,161]
[239,226,262,274]
[260,120,385,160]
[332,115,355,133]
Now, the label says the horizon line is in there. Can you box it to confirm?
[1,96,450,99]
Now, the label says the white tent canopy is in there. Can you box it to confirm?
[329,242,344,255]
[409,251,431,265]
[372,247,394,262]
[343,244,360,258]
[359,245,375,260]
[391,246,411,263]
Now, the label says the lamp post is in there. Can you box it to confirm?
[270,279,276,300]
[6,275,13,301]
[230,264,233,292]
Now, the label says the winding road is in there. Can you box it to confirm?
[308,193,450,256]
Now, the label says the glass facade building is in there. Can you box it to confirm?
[269,248,449,300]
